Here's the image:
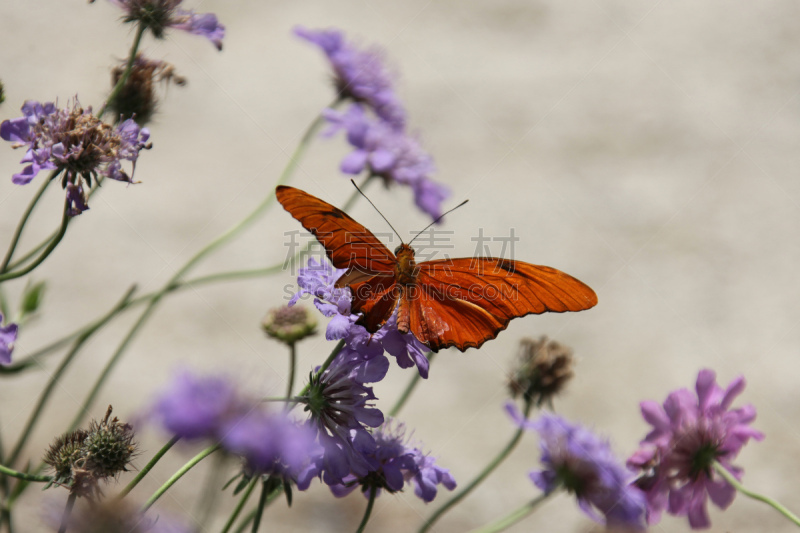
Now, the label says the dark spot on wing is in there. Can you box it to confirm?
[497,259,516,273]
[327,210,346,219]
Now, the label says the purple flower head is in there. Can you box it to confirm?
[324,106,450,221]
[221,411,321,480]
[150,370,242,440]
[1,98,151,216]
[295,27,405,130]
[302,349,389,485]
[327,419,456,502]
[0,313,18,366]
[627,369,764,529]
[290,257,430,376]
[106,0,225,49]
[507,405,646,529]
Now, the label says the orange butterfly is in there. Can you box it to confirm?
[276,186,597,352]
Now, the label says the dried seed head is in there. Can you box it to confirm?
[109,54,186,125]
[43,429,89,484]
[508,336,575,408]
[262,305,317,346]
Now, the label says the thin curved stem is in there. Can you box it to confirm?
[356,486,377,533]
[98,23,146,119]
[0,464,51,483]
[220,477,258,533]
[285,343,297,407]
[469,493,550,533]
[713,462,800,527]
[0,172,57,274]
[232,509,257,533]
[141,444,220,513]
[118,436,180,499]
[251,479,270,533]
[0,200,70,283]
[57,492,77,533]
[419,401,534,533]
[5,287,137,468]
[388,352,434,417]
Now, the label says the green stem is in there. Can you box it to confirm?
[0,172,57,274]
[232,509,257,533]
[118,436,180,499]
[251,480,270,533]
[98,23,146,119]
[0,200,70,283]
[356,486,377,533]
[141,444,219,513]
[0,464,50,483]
[6,286,137,468]
[469,493,550,533]
[713,462,800,527]
[57,492,77,533]
[220,477,258,533]
[419,401,534,533]
[285,343,297,407]
[67,109,330,431]
[388,352,434,417]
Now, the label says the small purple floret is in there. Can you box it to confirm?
[170,10,225,50]
[295,26,406,130]
[508,405,647,529]
[627,369,764,529]
[0,313,18,366]
[324,105,450,221]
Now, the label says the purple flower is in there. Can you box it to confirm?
[301,350,389,485]
[327,419,456,502]
[324,105,450,220]
[0,99,151,216]
[290,257,430,376]
[295,27,405,130]
[627,369,764,529]
[0,313,18,366]
[150,370,242,440]
[221,411,320,480]
[508,405,647,529]
[106,0,225,50]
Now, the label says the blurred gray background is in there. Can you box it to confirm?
[2,0,800,531]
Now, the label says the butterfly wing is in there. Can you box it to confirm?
[276,186,399,332]
[276,186,397,275]
[410,257,597,352]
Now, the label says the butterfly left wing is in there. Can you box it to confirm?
[408,257,597,352]
[276,186,396,275]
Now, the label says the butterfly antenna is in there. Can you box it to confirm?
[350,179,404,243]
[408,199,469,246]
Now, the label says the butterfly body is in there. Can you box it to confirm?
[276,186,597,352]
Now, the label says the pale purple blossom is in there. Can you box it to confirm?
[327,420,456,502]
[290,257,430,376]
[150,370,242,440]
[324,105,450,220]
[0,99,151,215]
[221,411,320,480]
[295,26,405,130]
[627,369,764,529]
[301,349,389,485]
[0,313,18,366]
[105,0,225,50]
[507,405,647,529]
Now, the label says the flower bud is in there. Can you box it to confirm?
[508,336,574,408]
[43,429,90,485]
[262,305,317,346]
[109,54,186,125]
[84,406,137,479]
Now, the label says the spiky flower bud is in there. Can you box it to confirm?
[42,406,137,497]
[262,305,317,346]
[109,54,186,125]
[508,336,575,408]
[84,406,137,479]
